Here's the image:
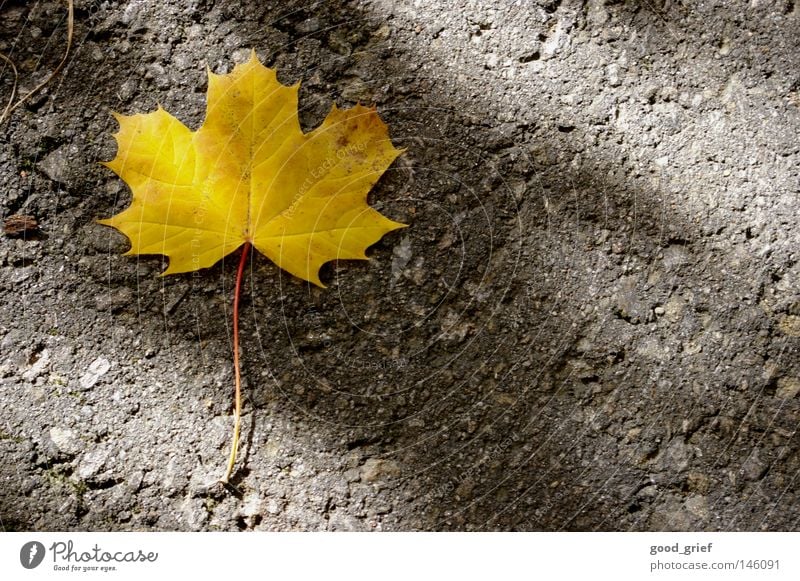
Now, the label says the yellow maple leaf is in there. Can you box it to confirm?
[99,51,405,287]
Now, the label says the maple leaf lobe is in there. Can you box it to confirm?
[99,51,405,286]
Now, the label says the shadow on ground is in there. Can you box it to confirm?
[1,0,798,531]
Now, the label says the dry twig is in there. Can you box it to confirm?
[0,0,73,125]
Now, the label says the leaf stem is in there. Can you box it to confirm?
[222,241,251,483]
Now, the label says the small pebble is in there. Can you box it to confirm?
[49,427,83,455]
[79,357,111,390]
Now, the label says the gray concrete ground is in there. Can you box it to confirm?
[1,0,799,531]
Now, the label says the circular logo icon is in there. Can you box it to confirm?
[20,541,46,569]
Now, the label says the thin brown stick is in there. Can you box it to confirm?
[0,52,18,124]
[0,0,74,125]
[222,241,251,483]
